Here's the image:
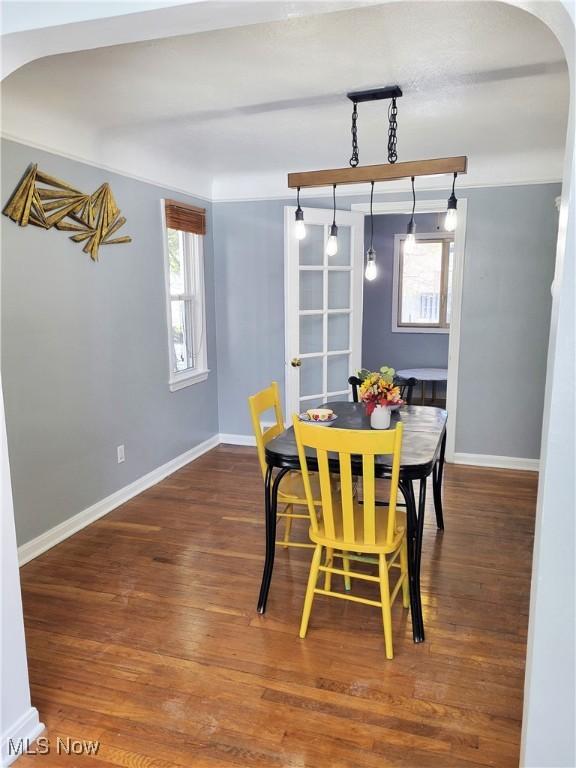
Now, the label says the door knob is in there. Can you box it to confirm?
[290,358,302,367]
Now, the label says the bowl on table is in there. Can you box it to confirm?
[298,408,338,425]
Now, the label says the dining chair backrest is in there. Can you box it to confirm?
[348,374,418,406]
[348,375,362,403]
[248,382,286,479]
[293,416,404,549]
[395,376,419,406]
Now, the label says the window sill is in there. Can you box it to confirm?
[392,326,450,335]
[169,369,210,392]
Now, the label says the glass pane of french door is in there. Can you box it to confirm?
[299,225,324,266]
[299,270,323,310]
[327,313,349,351]
[299,314,323,354]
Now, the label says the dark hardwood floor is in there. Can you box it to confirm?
[17,444,537,767]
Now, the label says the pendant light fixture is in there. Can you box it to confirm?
[294,186,306,240]
[445,172,458,232]
[287,85,467,196]
[404,176,417,256]
[365,181,377,281]
[326,184,338,256]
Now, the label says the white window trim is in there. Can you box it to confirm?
[161,200,210,391]
[392,232,453,335]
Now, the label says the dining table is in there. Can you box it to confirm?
[257,401,447,643]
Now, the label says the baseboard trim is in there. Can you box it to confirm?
[17,437,539,566]
[2,707,45,767]
[218,433,256,446]
[452,452,540,471]
[220,440,541,473]
[18,434,220,566]
[218,422,279,448]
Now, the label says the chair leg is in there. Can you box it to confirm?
[378,553,394,659]
[342,554,352,591]
[300,545,322,639]
[400,538,410,609]
[282,505,293,547]
[324,548,333,591]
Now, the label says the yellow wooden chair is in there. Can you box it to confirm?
[293,416,409,658]
[248,382,320,549]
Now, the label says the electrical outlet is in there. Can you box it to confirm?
[117,445,125,464]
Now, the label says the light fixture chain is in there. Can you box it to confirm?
[370,180,374,249]
[349,102,359,168]
[388,97,398,164]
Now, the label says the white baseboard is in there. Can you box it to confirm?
[17,435,538,567]
[18,434,220,566]
[218,439,541,474]
[2,707,44,767]
[218,422,279,447]
[218,433,256,446]
[452,452,540,471]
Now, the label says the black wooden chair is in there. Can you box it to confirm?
[348,375,419,405]
[347,373,445,530]
[346,373,415,514]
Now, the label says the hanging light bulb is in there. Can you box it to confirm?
[294,186,306,240]
[326,184,338,256]
[365,181,377,281]
[445,172,458,232]
[365,248,377,281]
[404,223,417,255]
[445,207,457,232]
[294,212,306,240]
[404,176,417,256]
[326,225,338,257]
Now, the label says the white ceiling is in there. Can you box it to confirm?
[1,1,569,200]
[0,1,192,35]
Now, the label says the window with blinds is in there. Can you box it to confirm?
[162,200,209,390]
[164,199,206,236]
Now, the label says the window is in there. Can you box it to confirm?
[393,235,454,333]
[162,200,208,390]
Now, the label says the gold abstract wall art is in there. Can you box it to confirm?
[2,164,132,261]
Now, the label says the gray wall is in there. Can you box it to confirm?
[362,212,449,374]
[213,200,286,437]
[214,184,559,460]
[455,185,557,458]
[1,139,219,546]
[0,135,561,549]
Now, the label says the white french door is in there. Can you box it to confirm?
[284,206,365,416]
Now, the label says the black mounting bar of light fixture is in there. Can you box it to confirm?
[346,86,402,166]
[346,85,402,103]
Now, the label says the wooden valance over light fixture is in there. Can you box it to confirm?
[165,199,206,235]
[288,156,467,190]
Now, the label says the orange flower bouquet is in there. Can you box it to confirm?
[358,370,404,417]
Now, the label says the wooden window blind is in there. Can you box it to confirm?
[165,199,206,235]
